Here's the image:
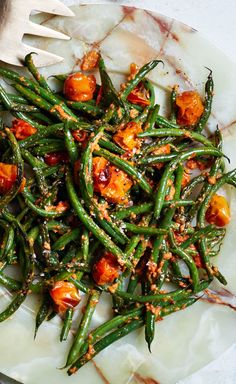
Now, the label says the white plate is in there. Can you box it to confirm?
[1,4,236,384]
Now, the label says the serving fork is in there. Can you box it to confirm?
[0,0,74,67]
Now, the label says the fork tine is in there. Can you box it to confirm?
[29,0,75,17]
[22,44,64,67]
[1,43,65,67]
[25,22,70,40]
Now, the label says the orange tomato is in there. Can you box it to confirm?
[92,252,120,285]
[176,91,204,125]
[81,50,100,71]
[11,119,37,140]
[50,281,80,313]
[72,130,88,147]
[193,253,204,269]
[152,144,171,169]
[93,157,111,191]
[92,157,132,204]
[64,73,96,102]
[0,162,25,194]
[205,194,230,227]
[129,63,139,78]
[127,86,150,107]
[44,152,68,166]
[186,158,211,171]
[113,121,143,151]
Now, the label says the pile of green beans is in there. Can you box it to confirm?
[0,54,234,376]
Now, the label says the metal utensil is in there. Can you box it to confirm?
[0,371,22,384]
[0,0,74,67]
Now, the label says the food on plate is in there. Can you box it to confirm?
[0,52,235,375]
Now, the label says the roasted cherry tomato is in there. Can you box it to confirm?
[11,119,37,140]
[152,144,171,170]
[93,157,111,191]
[113,121,143,151]
[92,157,132,204]
[129,63,139,79]
[81,50,100,71]
[50,281,80,313]
[176,91,204,125]
[127,86,150,107]
[205,194,230,227]
[63,72,96,102]
[72,129,89,147]
[0,162,25,194]
[186,158,211,171]
[92,252,120,286]
[44,152,68,166]
[193,253,204,269]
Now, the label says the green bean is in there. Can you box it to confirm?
[30,111,53,125]
[19,123,64,148]
[0,103,39,113]
[180,225,215,250]
[195,69,214,133]
[0,129,24,210]
[68,318,143,374]
[196,169,236,283]
[143,79,156,107]
[22,189,67,218]
[170,86,177,122]
[0,66,78,121]
[34,295,51,338]
[66,100,103,117]
[68,276,90,294]
[60,308,73,342]
[94,148,152,195]
[143,104,160,131]
[79,126,128,245]
[0,83,44,129]
[0,271,21,291]
[52,229,80,251]
[153,147,223,220]
[13,83,65,121]
[138,127,214,147]
[113,199,194,220]
[66,170,131,268]
[64,121,79,164]
[0,215,34,321]
[21,148,48,195]
[137,152,176,165]
[25,53,52,92]
[121,60,163,100]
[115,287,190,303]
[168,229,199,292]
[39,222,59,267]
[78,307,143,357]
[123,223,167,236]
[0,221,12,261]
[99,137,125,155]
[98,58,126,111]
[81,229,89,261]
[145,166,184,349]
[66,290,101,366]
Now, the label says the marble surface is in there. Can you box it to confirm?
[63,0,236,63]
[1,1,236,384]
